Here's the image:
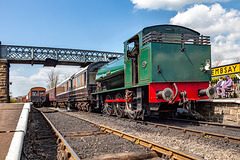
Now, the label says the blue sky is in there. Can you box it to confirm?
[0,0,239,97]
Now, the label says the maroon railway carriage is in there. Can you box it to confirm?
[47,62,107,111]
[27,87,46,107]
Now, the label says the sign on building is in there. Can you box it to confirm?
[211,63,240,77]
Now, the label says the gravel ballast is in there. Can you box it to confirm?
[22,108,58,160]
[153,119,240,138]
[39,108,158,159]
[61,109,240,160]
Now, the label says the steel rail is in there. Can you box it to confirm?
[39,110,80,160]
[141,121,240,144]
[49,108,202,160]
[167,118,240,130]
[122,117,240,144]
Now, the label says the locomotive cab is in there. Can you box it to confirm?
[126,35,140,86]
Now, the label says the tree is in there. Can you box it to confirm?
[46,69,60,89]
[213,54,224,67]
[234,57,240,63]
[64,73,71,79]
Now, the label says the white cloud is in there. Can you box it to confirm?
[10,65,79,97]
[170,3,240,66]
[130,0,229,11]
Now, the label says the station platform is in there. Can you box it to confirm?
[197,98,240,104]
[196,98,240,125]
[0,103,31,160]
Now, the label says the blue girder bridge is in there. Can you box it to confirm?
[0,43,123,66]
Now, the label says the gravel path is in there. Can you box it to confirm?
[39,108,158,159]
[60,109,240,160]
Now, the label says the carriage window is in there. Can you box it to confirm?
[67,81,69,90]
[73,78,75,89]
[75,77,77,87]
[75,77,77,88]
[39,91,45,96]
[32,91,38,96]
[82,73,85,86]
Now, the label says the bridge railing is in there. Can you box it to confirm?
[0,44,123,65]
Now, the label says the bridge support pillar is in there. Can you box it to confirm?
[0,59,9,103]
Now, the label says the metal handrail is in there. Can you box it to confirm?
[143,31,210,46]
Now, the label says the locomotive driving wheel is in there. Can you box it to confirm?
[86,103,92,112]
[114,93,125,118]
[103,94,114,116]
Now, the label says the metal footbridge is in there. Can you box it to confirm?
[0,42,123,66]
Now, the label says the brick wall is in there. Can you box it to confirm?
[0,59,9,103]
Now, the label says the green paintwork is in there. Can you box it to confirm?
[96,56,124,81]
[94,25,211,94]
[124,58,132,86]
[139,45,151,83]
[150,42,211,82]
[92,82,147,95]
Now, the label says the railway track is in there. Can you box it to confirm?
[54,108,240,145]
[40,111,80,160]
[139,121,240,144]
[40,107,204,160]
[129,119,240,145]
[51,107,240,159]
[168,118,240,130]
[22,107,80,160]
[37,108,160,159]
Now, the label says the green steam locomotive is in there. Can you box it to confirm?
[48,25,215,119]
